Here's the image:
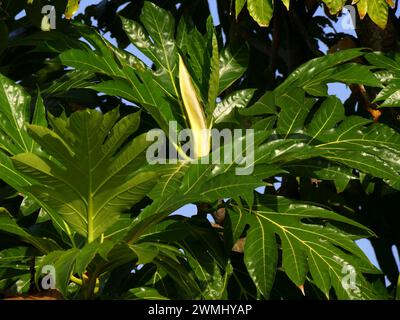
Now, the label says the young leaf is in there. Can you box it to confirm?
[179,55,210,158]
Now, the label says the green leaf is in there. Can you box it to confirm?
[231,195,380,299]
[366,53,400,72]
[366,53,400,107]
[235,0,247,17]
[322,0,347,14]
[380,90,400,107]
[0,73,46,156]
[0,247,33,269]
[253,140,325,168]
[130,243,159,265]
[207,18,220,111]
[283,159,355,192]
[306,96,345,142]
[0,208,60,253]
[315,116,400,188]
[201,263,231,299]
[127,131,273,242]
[0,78,49,217]
[219,43,249,94]
[59,22,177,131]
[177,16,219,113]
[374,81,400,103]
[240,91,277,116]
[151,251,203,299]
[213,89,256,123]
[20,195,41,216]
[142,216,230,298]
[43,70,94,96]
[327,64,382,88]
[244,213,278,298]
[303,83,328,97]
[276,88,314,138]
[89,76,176,133]
[74,23,146,72]
[226,205,247,247]
[140,2,179,96]
[0,152,33,193]
[60,48,122,76]
[0,74,73,234]
[247,0,274,27]
[37,249,80,296]
[120,4,179,100]
[366,0,389,29]
[275,49,365,96]
[12,109,158,242]
[75,241,102,274]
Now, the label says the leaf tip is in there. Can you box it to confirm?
[298,284,305,296]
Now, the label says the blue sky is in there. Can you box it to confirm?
[77,0,400,283]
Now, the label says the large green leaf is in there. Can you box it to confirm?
[306,96,345,142]
[283,159,355,193]
[243,209,278,299]
[0,74,80,235]
[271,72,400,189]
[274,49,376,97]
[140,215,229,299]
[314,116,400,189]
[0,73,47,189]
[125,132,277,242]
[59,3,241,135]
[230,195,381,299]
[121,3,179,99]
[12,109,158,242]
[120,242,203,299]
[58,22,177,133]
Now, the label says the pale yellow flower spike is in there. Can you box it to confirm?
[178,55,210,158]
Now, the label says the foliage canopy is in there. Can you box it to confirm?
[0,0,399,300]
